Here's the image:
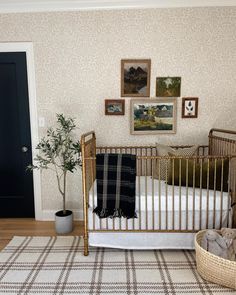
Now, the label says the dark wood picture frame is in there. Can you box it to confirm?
[182,97,198,118]
[121,59,151,97]
[105,99,125,115]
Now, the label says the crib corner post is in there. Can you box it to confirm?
[83,234,89,256]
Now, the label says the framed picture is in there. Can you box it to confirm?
[121,59,151,97]
[130,98,177,135]
[182,97,198,118]
[156,77,181,97]
[105,99,125,115]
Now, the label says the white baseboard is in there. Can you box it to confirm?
[40,209,84,221]
[0,0,236,14]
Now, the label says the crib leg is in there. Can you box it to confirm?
[84,235,89,256]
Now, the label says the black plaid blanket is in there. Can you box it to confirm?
[93,153,137,219]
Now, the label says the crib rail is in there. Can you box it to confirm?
[81,129,236,256]
[209,129,236,222]
[209,128,236,156]
[97,145,208,176]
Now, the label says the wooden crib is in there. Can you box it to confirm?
[81,128,236,256]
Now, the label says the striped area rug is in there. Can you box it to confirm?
[0,236,235,295]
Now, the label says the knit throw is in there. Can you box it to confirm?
[93,153,136,219]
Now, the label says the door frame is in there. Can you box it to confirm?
[0,42,42,220]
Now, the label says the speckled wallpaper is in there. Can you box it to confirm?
[0,7,235,218]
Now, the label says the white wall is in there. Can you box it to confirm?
[0,7,235,219]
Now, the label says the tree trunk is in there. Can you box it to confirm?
[63,171,67,215]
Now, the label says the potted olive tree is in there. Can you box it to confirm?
[29,114,81,234]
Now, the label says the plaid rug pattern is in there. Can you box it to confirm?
[0,236,235,295]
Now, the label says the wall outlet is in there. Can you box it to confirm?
[38,117,45,127]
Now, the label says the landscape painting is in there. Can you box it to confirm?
[121,59,151,97]
[130,98,177,134]
[105,99,125,115]
[156,77,181,97]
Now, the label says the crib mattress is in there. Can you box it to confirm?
[89,176,230,212]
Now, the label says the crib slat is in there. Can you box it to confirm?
[220,159,224,228]
[138,158,141,230]
[165,160,168,230]
[132,149,135,231]
[145,158,148,230]
[227,159,231,227]
[112,149,117,230]
[179,158,182,231]
[172,158,175,230]
[186,159,189,231]
[158,159,161,230]
[206,159,210,229]
[152,160,155,230]
[125,149,129,230]
[192,159,196,231]
[213,159,217,228]
[199,159,203,230]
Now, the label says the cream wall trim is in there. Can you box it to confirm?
[0,0,235,13]
[42,210,83,221]
[0,42,42,220]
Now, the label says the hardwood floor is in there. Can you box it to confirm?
[0,219,84,251]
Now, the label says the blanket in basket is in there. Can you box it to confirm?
[93,153,136,219]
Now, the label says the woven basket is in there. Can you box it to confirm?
[195,230,236,289]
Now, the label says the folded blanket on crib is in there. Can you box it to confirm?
[93,153,137,219]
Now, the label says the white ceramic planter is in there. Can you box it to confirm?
[55,210,73,234]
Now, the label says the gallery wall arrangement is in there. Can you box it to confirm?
[104,58,199,134]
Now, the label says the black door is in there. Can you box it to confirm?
[0,52,35,217]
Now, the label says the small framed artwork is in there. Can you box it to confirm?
[130,98,177,135]
[182,97,198,118]
[156,77,181,97]
[105,99,125,115]
[121,59,151,97]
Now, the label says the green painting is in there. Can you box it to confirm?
[156,77,181,97]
